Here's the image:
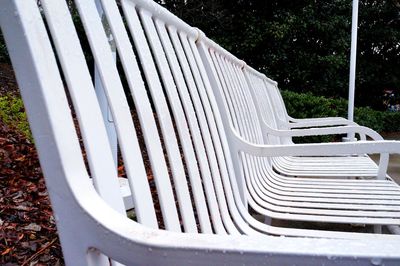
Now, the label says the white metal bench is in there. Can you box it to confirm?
[2,0,400,265]
[244,66,388,178]
[243,65,387,178]
[197,35,387,179]
[196,36,400,229]
[253,69,355,129]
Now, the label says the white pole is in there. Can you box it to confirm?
[347,0,359,140]
[95,0,118,166]
[348,0,359,121]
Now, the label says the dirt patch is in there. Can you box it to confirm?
[0,63,18,97]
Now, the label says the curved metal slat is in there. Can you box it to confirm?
[41,0,126,215]
[120,0,184,232]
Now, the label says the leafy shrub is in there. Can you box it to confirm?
[354,107,384,132]
[281,89,400,135]
[0,94,32,141]
[282,90,345,119]
[382,112,400,132]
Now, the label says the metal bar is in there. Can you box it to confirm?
[95,0,118,166]
[348,0,359,125]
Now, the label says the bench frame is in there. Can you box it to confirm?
[2,0,400,265]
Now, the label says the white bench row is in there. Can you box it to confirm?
[1,0,399,265]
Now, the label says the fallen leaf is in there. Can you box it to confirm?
[23,223,41,232]
[1,247,13,256]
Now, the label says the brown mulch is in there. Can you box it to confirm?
[0,121,64,266]
[0,63,64,265]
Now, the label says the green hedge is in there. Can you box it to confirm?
[281,90,400,133]
[0,94,31,141]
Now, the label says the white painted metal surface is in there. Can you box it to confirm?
[243,66,389,179]
[2,0,400,265]
[348,0,359,123]
[199,36,389,180]
[347,0,360,141]
[249,66,353,129]
[197,37,400,227]
[94,0,118,166]
[95,0,134,212]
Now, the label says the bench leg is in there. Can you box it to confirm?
[61,244,112,266]
[264,216,272,225]
[374,225,382,234]
[387,225,400,234]
[58,241,90,266]
[87,249,111,266]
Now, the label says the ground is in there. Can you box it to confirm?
[0,63,64,265]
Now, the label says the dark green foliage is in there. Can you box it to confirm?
[1,0,399,104]
[354,106,385,132]
[282,90,346,120]
[382,112,400,132]
[1,0,399,106]
[281,90,400,133]
[158,0,400,110]
[356,0,400,109]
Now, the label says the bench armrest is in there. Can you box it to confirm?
[263,123,382,141]
[287,118,357,129]
[235,137,397,157]
[231,132,392,179]
[287,115,349,123]
[280,115,355,128]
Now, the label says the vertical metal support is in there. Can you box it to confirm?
[95,0,118,166]
[94,5,127,259]
[95,0,134,212]
[347,0,359,140]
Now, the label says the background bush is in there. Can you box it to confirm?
[281,90,400,134]
[159,0,400,110]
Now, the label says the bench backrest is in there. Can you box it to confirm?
[1,0,252,236]
[253,74,292,129]
[197,37,292,149]
[4,1,400,265]
[244,66,295,144]
[196,38,282,202]
[197,39,263,145]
